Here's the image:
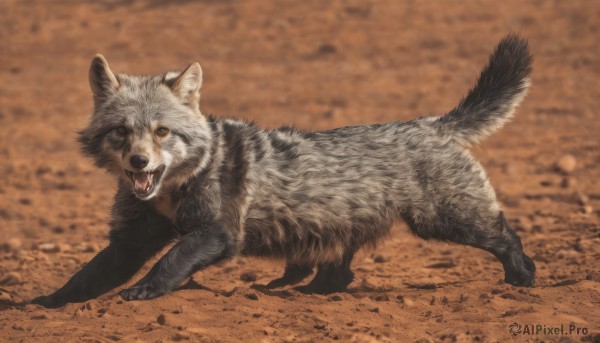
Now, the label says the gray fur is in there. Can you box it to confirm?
[32,34,535,307]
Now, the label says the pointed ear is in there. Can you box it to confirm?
[89,54,119,101]
[170,62,202,111]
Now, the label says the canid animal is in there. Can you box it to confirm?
[32,34,535,308]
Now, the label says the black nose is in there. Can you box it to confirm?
[130,155,149,169]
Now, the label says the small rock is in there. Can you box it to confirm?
[0,291,13,302]
[245,292,259,301]
[84,300,97,311]
[539,180,553,187]
[170,332,190,341]
[403,298,414,308]
[368,307,380,313]
[555,154,577,174]
[1,238,22,252]
[500,293,517,300]
[0,272,22,285]
[373,255,389,263]
[251,313,262,318]
[38,243,60,253]
[18,198,32,206]
[100,312,113,319]
[171,306,183,314]
[36,165,52,175]
[577,192,589,206]
[328,295,344,301]
[373,294,389,302]
[52,226,65,234]
[73,309,85,318]
[560,177,576,188]
[582,205,593,215]
[157,313,167,325]
[30,313,48,320]
[240,271,257,282]
[314,322,328,330]
[263,326,276,336]
[586,271,600,282]
[11,323,26,331]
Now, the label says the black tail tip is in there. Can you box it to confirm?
[492,33,533,75]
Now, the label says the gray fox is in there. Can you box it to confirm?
[32,34,535,308]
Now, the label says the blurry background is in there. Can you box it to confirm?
[1,1,599,342]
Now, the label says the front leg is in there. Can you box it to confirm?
[31,242,162,308]
[32,183,175,308]
[120,229,231,301]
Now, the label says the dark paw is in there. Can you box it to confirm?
[505,255,536,287]
[266,265,313,289]
[31,295,64,308]
[120,282,168,301]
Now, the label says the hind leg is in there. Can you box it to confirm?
[487,212,536,286]
[406,210,535,287]
[266,264,313,289]
[295,250,355,294]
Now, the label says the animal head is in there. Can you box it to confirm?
[78,55,213,200]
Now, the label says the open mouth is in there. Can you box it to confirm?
[124,165,166,197]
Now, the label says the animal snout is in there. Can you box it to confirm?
[130,155,149,169]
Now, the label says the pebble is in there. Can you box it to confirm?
[373,255,389,263]
[263,327,276,336]
[500,293,517,300]
[582,205,593,215]
[0,272,22,286]
[30,312,48,320]
[577,192,589,206]
[396,295,404,304]
[403,298,415,308]
[586,271,600,282]
[560,177,576,188]
[373,294,389,302]
[52,226,65,234]
[157,313,167,325]
[170,332,190,341]
[0,291,12,302]
[18,198,32,205]
[245,292,259,301]
[38,243,60,253]
[328,295,344,301]
[1,238,22,252]
[84,300,98,311]
[240,271,257,282]
[314,322,328,330]
[73,309,85,318]
[555,154,577,174]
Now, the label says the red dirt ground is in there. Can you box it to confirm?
[1,1,599,342]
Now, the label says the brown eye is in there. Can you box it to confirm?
[156,127,169,137]
[115,126,128,136]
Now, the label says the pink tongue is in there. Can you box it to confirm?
[132,172,151,193]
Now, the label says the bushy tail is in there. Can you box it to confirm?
[434,34,532,146]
